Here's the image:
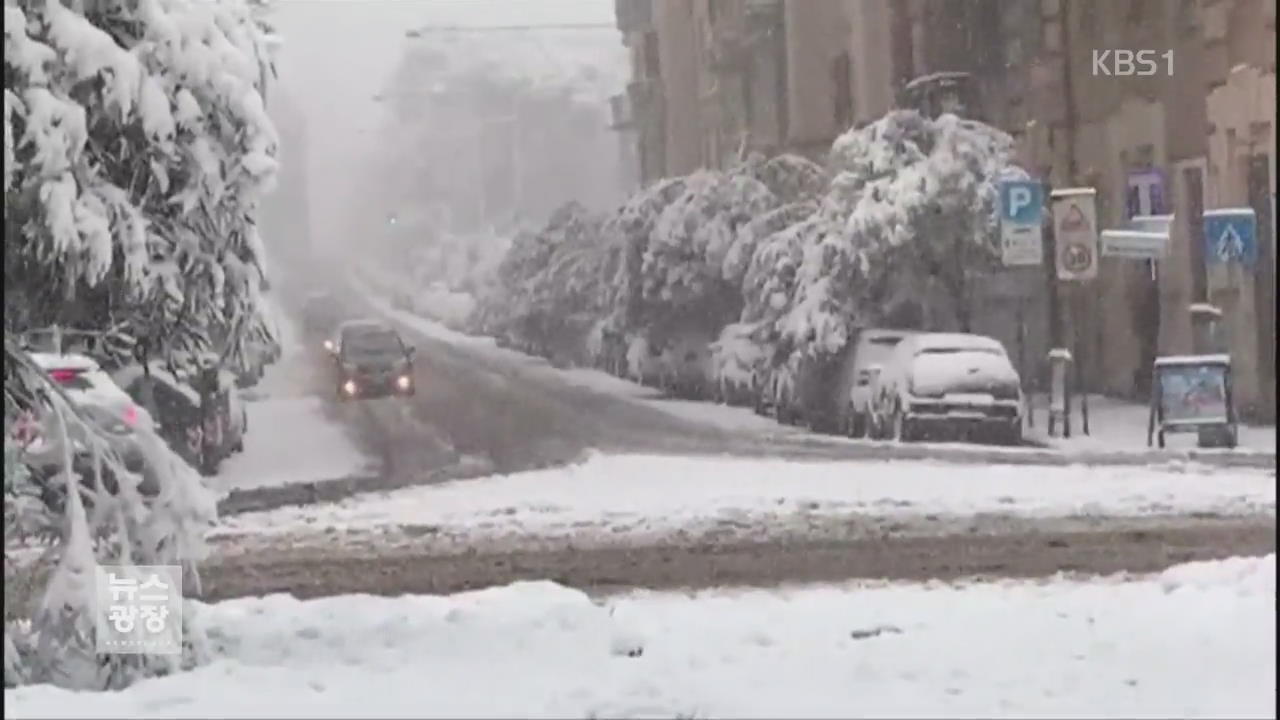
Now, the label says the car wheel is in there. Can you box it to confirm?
[1000,420,1023,446]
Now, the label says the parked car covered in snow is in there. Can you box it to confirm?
[841,328,917,438]
[26,352,157,477]
[113,362,244,475]
[868,332,1023,445]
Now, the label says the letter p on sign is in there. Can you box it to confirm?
[1009,187,1033,217]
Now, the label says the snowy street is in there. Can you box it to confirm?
[7,0,1278,713]
[186,286,1275,602]
[8,556,1276,719]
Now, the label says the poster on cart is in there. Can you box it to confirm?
[1156,362,1229,425]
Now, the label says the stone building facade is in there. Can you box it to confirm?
[613,0,1276,419]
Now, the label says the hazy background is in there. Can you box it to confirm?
[260,0,625,269]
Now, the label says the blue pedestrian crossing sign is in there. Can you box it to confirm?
[999,180,1044,266]
[1203,209,1257,268]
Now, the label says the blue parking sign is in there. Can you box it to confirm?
[1203,209,1258,268]
[1000,181,1043,225]
[999,180,1044,266]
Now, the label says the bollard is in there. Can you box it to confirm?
[1047,348,1074,438]
[1188,303,1225,354]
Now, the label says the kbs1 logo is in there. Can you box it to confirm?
[1092,49,1174,77]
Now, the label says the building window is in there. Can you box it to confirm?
[832,52,853,130]
[1179,0,1200,34]
[644,31,660,78]
[1126,0,1146,25]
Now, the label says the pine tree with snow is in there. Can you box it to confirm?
[4,0,280,375]
[4,0,275,690]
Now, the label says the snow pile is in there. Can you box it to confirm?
[5,556,1275,718]
[213,453,1277,547]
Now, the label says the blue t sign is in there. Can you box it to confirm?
[1203,209,1258,268]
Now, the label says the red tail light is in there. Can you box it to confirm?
[49,368,84,384]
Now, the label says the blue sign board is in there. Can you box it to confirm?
[999,180,1044,266]
[1203,210,1258,268]
[1126,169,1167,219]
[1000,181,1043,224]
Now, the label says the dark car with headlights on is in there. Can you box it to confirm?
[329,321,416,400]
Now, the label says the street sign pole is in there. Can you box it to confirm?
[998,178,1046,426]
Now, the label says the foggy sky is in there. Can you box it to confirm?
[263,0,618,253]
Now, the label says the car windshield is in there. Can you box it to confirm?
[343,330,402,358]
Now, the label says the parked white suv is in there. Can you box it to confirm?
[869,332,1023,445]
[842,328,916,438]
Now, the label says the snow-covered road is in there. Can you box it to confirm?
[8,556,1275,719]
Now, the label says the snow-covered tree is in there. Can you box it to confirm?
[472,202,609,359]
[4,0,276,690]
[5,0,280,375]
[637,168,775,338]
[775,110,1024,355]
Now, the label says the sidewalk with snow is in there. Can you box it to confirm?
[1026,393,1276,454]
[361,281,1278,457]
[210,299,375,496]
[6,555,1274,719]
[212,453,1277,549]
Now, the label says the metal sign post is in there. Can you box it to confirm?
[999,179,1044,422]
[1049,188,1098,437]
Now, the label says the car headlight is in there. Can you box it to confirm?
[324,339,335,352]
[342,380,358,395]
[396,374,412,390]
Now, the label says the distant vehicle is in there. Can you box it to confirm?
[869,332,1023,445]
[328,321,417,400]
[841,328,917,438]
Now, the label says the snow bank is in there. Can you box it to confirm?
[213,453,1276,544]
[6,556,1274,718]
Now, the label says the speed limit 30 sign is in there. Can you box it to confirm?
[1050,188,1099,281]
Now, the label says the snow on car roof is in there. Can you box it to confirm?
[28,352,102,372]
[1154,353,1232,366]
[339,319,391,334]
[859,328,915,342]
[909,333,1005,353]
[111,363,201,406]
